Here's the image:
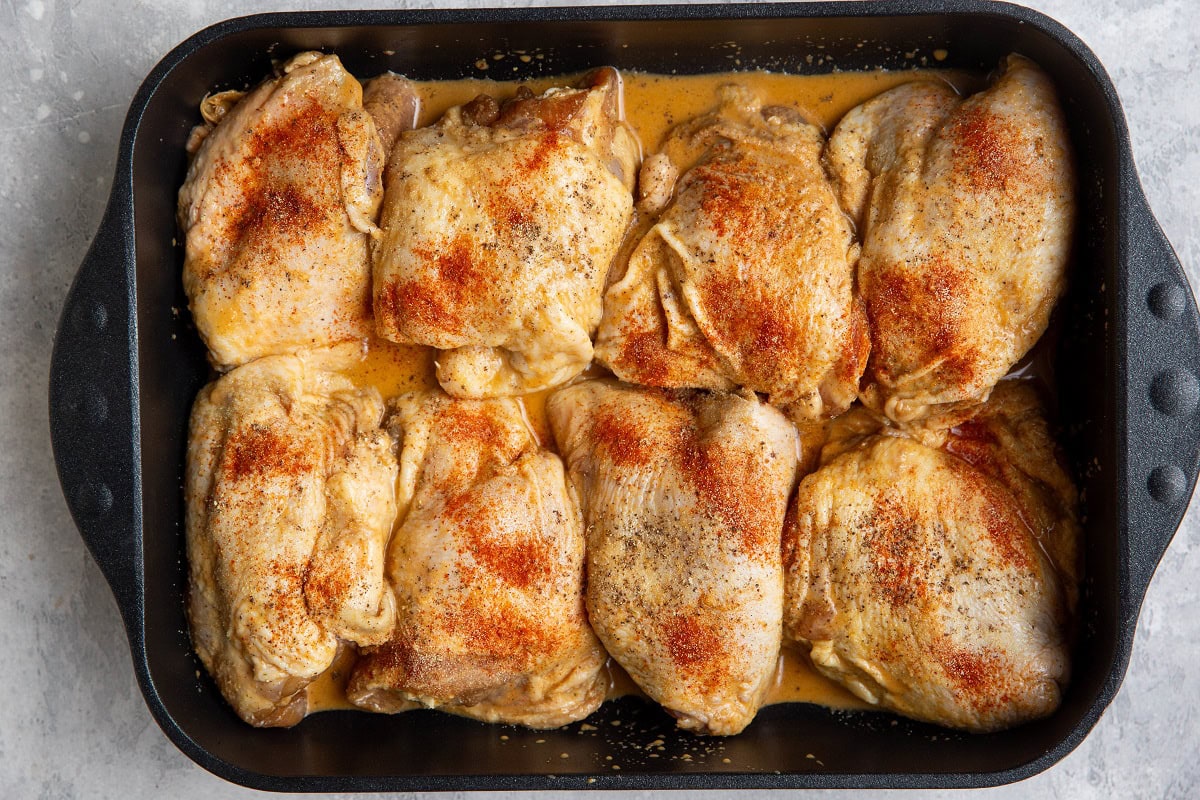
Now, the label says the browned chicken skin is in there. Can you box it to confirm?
[348,391,607,728]
[826,55,1075,422]
[185,353,398,727]
[178,53,403,369]
[783,381,1079,731]
[595,86,868,420]
[372,68,639,398]
[549,380,799,735]
[363,72,421,156]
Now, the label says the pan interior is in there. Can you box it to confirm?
[129,9,1121,786]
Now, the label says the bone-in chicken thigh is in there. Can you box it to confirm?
[348,391,606,728]
[825,55,1075,422]
[186,353,397,727]
[362,72,421,156]
[179,53,420,369]
[372,69,639,398]
[782,381,1078,731]
[596,86,867,420]
[549,380,799,734]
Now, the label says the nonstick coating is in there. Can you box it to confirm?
[47,1,1200,791]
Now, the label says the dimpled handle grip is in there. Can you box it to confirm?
[1124,182,1200,600]
[49,196,142,620]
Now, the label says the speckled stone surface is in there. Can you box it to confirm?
[2,0,1197,797]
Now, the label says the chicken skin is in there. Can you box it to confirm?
[185,353,397,727]
[179,53,418,369]
[348,391,606,728]
[782,381,1079,731]
[363,72,421,157]
[549,380,799,734]
[826,55,1075,422]
[596,86,867,420]
[372,69,639,398]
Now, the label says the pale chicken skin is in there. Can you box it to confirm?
[186,353,398,727]
[372,68,639,398]
[826,55,1075,422]
[596,86,868,420]
[348,391,607,728]
[179,53,416,369]
[782,381,1079,731]
[549,380,799,735]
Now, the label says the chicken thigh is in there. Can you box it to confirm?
[596,86,867,420]
[179,53,418,369]
[363,72,421,156]
[186,353,397,727]
[549,380,799,734]
[348,391,606,728]
[372,69,639,398]
[825,55,1075,422]
[782,381,1078,731]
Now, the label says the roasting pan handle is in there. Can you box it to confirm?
[49,196,142,615]
[1124,182,1200,600]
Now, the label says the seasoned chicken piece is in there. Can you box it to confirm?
[179,52,388,369]
[348,391,606,728]
[783,381,1079,731]
[363,72,421,156]
[549,380,799,734]
[372,68,639,398]
[185,353,397,727]
[826,55,1075,422]
[596,86,867,420]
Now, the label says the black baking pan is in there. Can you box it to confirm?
[47,0,1200,791]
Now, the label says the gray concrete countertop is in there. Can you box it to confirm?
[2,0,1196,797]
